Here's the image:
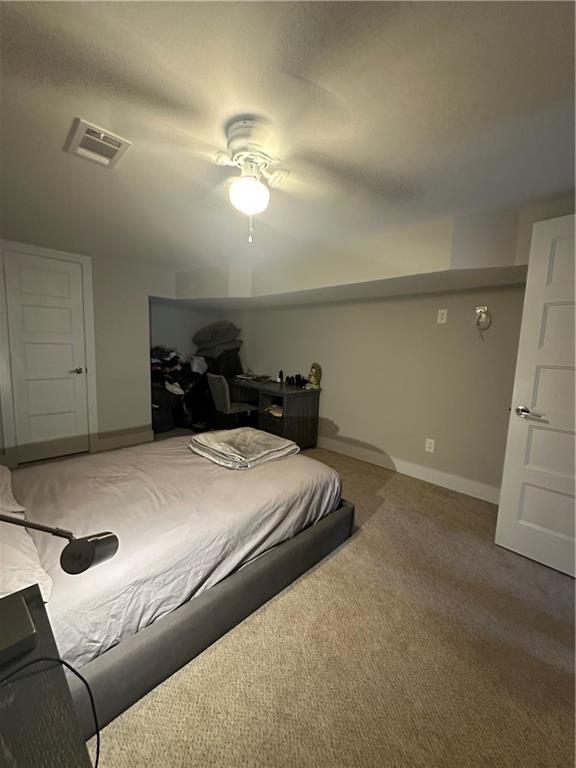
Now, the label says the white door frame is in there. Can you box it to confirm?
[0,240,99,464]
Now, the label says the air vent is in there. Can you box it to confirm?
[65,118,132,168]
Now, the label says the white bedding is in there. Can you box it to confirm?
[12,437,341,667]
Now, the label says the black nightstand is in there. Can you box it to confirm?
[0,585,92,767]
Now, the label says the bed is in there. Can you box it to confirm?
[12,436,354,737]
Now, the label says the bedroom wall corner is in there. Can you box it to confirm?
[220,285,526,502]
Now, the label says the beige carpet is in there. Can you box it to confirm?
[90,449,574,768]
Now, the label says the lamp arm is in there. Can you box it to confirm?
[0,512,119,574]
[0,512,74,541]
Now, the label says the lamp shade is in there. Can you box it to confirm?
[60,532,119,575]
[229,176,270,215]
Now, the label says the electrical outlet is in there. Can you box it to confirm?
[425,438,435,453]
[436,309,448,324]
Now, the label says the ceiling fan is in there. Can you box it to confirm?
[193,112,418,243]
[207,116,291,242]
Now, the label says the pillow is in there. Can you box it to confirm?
[0,517,53,602]
[0,465,26,513]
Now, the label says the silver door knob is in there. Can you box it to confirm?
[70,367,84,374]
[515,405,544,420]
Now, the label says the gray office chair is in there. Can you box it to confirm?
[207,374,258,427]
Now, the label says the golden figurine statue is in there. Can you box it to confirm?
[306,362,322,389]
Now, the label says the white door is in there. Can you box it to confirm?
[5,251,90,462]
[496,214,575,575]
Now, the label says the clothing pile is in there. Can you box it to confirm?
[150,346,185,395]
[150,345,214,433]
[193,321,243,377]
[188,428,300,470]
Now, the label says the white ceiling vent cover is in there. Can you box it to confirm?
[65,118,132,168]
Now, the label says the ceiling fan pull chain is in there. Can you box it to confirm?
[248,215,254,244]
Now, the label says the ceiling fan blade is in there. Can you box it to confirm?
[243,4,393,155]
[285,154,422,205]
[245,72,350,158]
[267,158,344,202]
[131,140,235,201]
[135,137,226,169]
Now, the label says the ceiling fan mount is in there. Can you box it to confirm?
[215,117,279,177]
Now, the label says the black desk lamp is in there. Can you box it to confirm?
[0,514,119,665]
[0,513,119,574]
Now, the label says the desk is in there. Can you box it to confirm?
[0,585,92,767]
[230,379,320,449]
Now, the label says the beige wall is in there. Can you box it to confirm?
[252,217,454,296]
[149,301,218,359]
[226,285,525,491]
[91,258,174,446]
[172,199,573,304]
[176,264,231,299]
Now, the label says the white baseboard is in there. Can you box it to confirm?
[317,437,500,504]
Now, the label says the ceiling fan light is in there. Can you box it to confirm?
[229,176,270,215]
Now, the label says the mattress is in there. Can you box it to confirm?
[12,437,341,667]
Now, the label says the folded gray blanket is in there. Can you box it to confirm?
[188,428,299,470]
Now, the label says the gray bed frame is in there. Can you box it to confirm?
[69,499,355,739]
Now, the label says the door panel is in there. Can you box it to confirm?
[28,378,77,414]
[525,426,573,479]
[5,251,89,462]
[22,304,73,334]
[539,302,573,353]
[496,215,575,575]
[532,366,573,414]
[20,264,72,296]
[547,236,574,285]
[24,342,75,370]
[517,484,574,539]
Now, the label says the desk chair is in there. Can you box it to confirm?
[207,374,258,428]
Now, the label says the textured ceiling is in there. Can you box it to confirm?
[0,2,574,268]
